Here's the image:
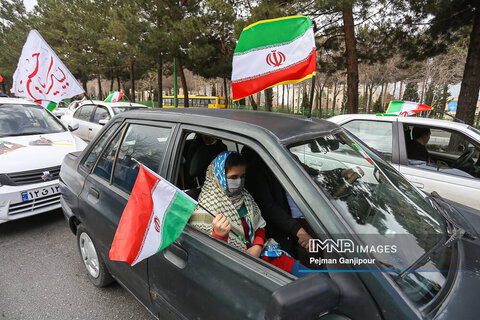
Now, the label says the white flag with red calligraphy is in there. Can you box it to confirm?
[11,30,84,104]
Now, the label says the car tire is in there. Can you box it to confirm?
[76,225,114,287]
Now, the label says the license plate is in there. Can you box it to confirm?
[21,185,60,202]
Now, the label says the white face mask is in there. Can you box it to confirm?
[227,178,245,195]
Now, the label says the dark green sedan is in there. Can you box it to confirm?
[60,108,480,320]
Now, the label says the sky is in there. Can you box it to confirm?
[23,0,37,12]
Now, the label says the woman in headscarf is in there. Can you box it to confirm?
[190,151,307,277]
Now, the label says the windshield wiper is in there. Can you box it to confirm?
[396,227,465,280]
[430,191,476,240]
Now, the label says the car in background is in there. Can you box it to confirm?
[51,100,70,119]
[329,114,480,209]
[60,101,148,142]
[61,108,480,319]
[0,97,87,224]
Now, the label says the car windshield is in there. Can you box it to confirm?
[0,104,65,137]
[289,130,452,306]
[112,106,146,114]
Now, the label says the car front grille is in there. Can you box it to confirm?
[8,193,61,215]
[5,166,61,186]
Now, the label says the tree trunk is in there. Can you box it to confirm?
[363,83,368,112]
[380,83,385,108]
[157,54,163,108]
[97,73,103,100]
[286,85,290,111]
[1,80,5,94]
[318,83,325,118]
[265,88,273,112]
[342,5,359,114]
[249,95,258,110]
[392,81,396,100]
[281,85,285,108]
[81,71,88,94]
[110,71,114,91]
[128,55,136,102]
[117,75,121,91]
[456,8,480,125]
[420,77,426,104]
[325,85,329,115]
[177,56,189,107]
[332,82,338,113]
[223,77,229,108]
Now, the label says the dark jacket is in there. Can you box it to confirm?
[243,149,302,255]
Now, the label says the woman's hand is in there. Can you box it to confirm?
[246,245,263,258]
[212,212,231,237]
[296,228,313,250]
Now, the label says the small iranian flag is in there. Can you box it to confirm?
[109,165,197,266]
[104,91,124,103]
[385,100,433,116]
[232,15,316,101]
[41,100,58,112]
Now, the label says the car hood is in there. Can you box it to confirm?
[433,199,480,318]
[436,236,480,319]
[0,131,87,173]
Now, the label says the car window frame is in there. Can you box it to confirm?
[86,119,177,200]
[164,124,329,277]
[397,121,480,180]
[92,105,111,124]
[78,119,126,175]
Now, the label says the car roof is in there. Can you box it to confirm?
[329,114,473,131]
[0,97,39,106]
[117,108,340,144]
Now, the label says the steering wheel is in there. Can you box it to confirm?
[451,148,475,169]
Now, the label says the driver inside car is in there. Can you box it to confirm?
[190,151,309,277]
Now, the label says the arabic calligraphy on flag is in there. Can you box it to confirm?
[11,30,84,104]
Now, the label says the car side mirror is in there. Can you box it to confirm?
[68,122,79,132]
[98,119,109,126]
[265,273,340,320]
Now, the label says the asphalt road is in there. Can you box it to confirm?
[0,210,154,320]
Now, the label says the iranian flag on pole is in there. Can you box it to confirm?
[231,15,316,101]
[385,100,433,116]
[42,100,58,112]
[104,91,124,102]
[109,165,197,266]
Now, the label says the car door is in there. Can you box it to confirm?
[72,104,95,140]
[146,126,294,319]
[396,120,480,209]
[77,120,175,308]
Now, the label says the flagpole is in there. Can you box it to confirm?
[433,107,465,123]
[307,75,316,118]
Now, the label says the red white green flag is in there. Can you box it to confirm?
[104,91,124,102]
[231,15,316,101]
[385,100,433,116]
[109,165,197,266]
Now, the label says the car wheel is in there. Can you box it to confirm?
[77,225,114,287]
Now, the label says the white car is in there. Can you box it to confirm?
[329,114,480,209]
[60,101,148,141]
[0,97,87,224]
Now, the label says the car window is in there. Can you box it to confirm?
[74,105,95,122]
[92,129,123,182]
[0,103,65,137]
[93,106,110,123]
[404,124,480,179]
[112,124,171,193]
[81,122,121,171]
[342,120,393,161]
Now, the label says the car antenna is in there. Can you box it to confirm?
[121,92,133,107]
[129,157,249,244]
